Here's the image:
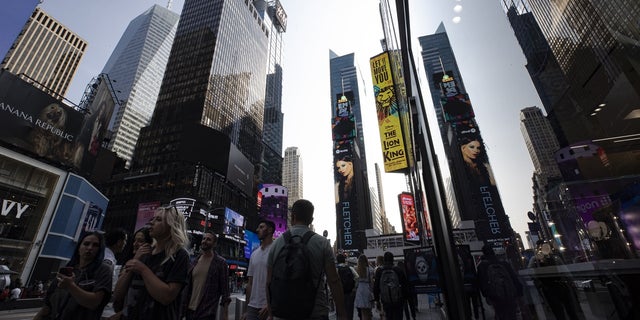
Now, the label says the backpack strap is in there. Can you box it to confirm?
[283,230,292,243]
[301,230,314,244]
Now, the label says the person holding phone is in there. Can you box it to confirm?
[119,205,190,320]
[34,231,113,320]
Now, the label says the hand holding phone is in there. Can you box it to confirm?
[59,267,74,277]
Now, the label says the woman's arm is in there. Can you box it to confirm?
[112,267,134,311]
[57,274,106,310]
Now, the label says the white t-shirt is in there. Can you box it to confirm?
[10,287,21,300]
[247,243,272,309]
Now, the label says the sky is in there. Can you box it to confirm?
[39,0,543,248]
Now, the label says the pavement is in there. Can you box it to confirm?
[0,292,448,320]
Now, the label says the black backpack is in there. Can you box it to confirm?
[269,230,317,319]
[379,267,403,306]
[338,265,356,294]
[481,262,516,301]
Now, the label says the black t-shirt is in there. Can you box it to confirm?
[123,248,189,320]
[45,262,112,320]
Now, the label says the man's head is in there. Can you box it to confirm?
[257,219,275,240]
[383,252,394,265]
[105,228,128,253]
[336,254,346,264]
[291,199,314,225]
[201,232,217,252]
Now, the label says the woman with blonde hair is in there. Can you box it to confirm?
[354,254,375,320]
[117,205,190,320]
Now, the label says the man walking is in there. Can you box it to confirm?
[182,232,231,320]
[374,252,409,320]
[336,254,358,320]
[242,220,275,320]
[267,199,348,320]
[477,244,523,320]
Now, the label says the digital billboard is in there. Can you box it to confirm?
[134,202,161,231]
[399,192,419,242]
[244,230,260,259]
[332,92,356,141]
[224,207,245,239]
[434,71,474,122]
[370,51,409,173]
[257,184,288,238]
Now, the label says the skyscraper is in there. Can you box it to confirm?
[330,50,373,256]
[254,0,287,184]
[282,146,303,210]
[1,7,86,98]
[520,106,561,186]
[104,0,272,265]
[419,25,513,244]
[374,163,387,234]
[101,5,179,166]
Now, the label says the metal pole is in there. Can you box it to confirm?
[395,0,468,318]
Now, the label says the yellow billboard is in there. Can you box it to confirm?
[370,51,408,172]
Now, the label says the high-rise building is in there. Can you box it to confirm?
[330,50,373,256]
[374,163,388,234]
[100,5,179,167]
[1,7,86,98]
[254,1,287,185]
[419,25,514,244]
[444,177,460,228]
[369,186,383,235]
[520,106,561,186]
[282,146,303,210]
[0,0,40,61]
[103,0,272,267]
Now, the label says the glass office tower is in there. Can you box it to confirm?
[101,5,179,167]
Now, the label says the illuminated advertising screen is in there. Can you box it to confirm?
[0,70,85,167]
[403,247,440,292]
[135,202,161,231]
[257,184,288,238]
[332,92,356,141]
[370,52,408,173]
[398,192,419,242]
[244,230,260,259]
[433,71,474,122]
[333,139,358,255]
[224,207,245,238]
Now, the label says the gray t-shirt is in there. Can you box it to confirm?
[268,225,335,319]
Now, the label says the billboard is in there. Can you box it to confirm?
[399,192,419,242]
[257,184,288,238]
[244,230,260,259]
[434,71,474,122]
[403,247,440,292]
[134,202,161,231]
[455,122,510,242]
[332,92,356,141]
[334,139,359,256]
[370,52,409,172]
[224,207,245,240]
[0,71,84,166]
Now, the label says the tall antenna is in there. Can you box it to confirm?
[339,77,347,102]
[438,56,449,81]
[167,0,173,10]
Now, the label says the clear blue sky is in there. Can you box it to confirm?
[40,0,543,247]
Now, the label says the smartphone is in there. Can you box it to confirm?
[59,267,74,276]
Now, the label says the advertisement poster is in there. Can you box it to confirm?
[370,52,408,172]
[257,184,288,238]
[403,247,440,292]
[433,71,474,122]
[399,192,419,242]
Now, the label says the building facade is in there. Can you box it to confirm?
[1,7,86,98]
[0,0,40,61]
[101,5,179,167]
[103,0,272,271]
[282,146,302,210]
